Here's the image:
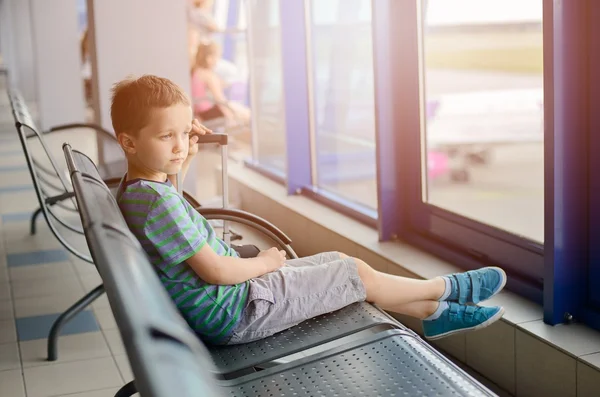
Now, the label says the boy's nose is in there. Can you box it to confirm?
[173,137,187,153]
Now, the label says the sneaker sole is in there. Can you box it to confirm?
[424,306,506,341]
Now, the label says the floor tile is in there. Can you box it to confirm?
[0,165,28,173]
[70,255,98,276]
[0,155,26,168]
[102,329,125,356]
[7,249,69,267]
[9,261,74,282]
[14,291,88,318]
[0,149,22,156]
[519,320,600,357]
[516,329,576,397]
[92,308,116,331]
[1,211,33,223]
[0,369,25,397]
[0,319,17,344]
[0,171,32,188]
[0,342,20,371]
[23,357,123,397]
[0,299,14,320]
[55,388,121,397]
[114,355,133,383]
[11,274,84,299]
[580,352,600,370]
[0,185,33,195]
[0,193,38,214]
[15,310,99,341]
[80,273,103,293]
[0,279,11,300]
[20,332,111,368]
[5,231,64,254]
[91,295,110,310]
[0,266,8,281]
[577,360,600,397]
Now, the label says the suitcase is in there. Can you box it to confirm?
[177,133,232,245]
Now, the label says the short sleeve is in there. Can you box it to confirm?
[143,192,206,270]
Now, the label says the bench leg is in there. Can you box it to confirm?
[47,284,105,361]
[30,207,42,235]
[114,381,136,397]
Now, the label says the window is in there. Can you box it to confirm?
[308,0,378,212]
[421,0,544,242]
[246,0,287,176]
[365,0,546,301]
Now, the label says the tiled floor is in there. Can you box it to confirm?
[0,103,131,396]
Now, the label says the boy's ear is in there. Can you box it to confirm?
[117,132,137,155]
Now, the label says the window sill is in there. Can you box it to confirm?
[225,161,600,395]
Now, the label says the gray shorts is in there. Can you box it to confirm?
[227,251,367,345]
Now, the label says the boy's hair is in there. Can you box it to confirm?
[194,40,220,70]
[110,75,190,135]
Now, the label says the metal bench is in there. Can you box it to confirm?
[64,142,497,396]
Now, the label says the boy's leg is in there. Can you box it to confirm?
[350,257,507,340]
[227,256,366,345]
[352,257,506,309]
[385,300,440,320]
[355,260,447,309]
[284,251,343,267]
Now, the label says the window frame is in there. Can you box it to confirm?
[372,0,548,303]
[240,0,600,332]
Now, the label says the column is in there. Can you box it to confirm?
[29,0,85,129]
[89,0,194,191]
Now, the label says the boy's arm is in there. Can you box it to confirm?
[186,244,285,285]
[141,190,285,285]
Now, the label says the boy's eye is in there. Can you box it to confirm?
[161,133,172,139]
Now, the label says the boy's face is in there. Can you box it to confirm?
[124,104,193,180]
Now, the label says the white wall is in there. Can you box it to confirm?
[29,0,85,130]
[90,0,194,190]
[10,0,37,102]
[0,0,18,89]
[91,0,190,133]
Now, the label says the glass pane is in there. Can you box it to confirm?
[213,0,230,28]
[309,0,377,210]
[422,0,544,242]
[247,0,287,174]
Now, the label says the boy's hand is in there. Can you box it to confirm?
[257,247,286,273]
[187,119,212,159]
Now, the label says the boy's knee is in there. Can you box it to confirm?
[354,258,376,285]
[337,251,350,259]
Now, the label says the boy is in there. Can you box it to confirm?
[113,75,506,345]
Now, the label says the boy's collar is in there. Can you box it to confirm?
[122,173,172,187]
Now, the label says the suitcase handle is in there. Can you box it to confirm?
[195,133,228,146]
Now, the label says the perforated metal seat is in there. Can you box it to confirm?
[208,301,398,374]
[220,329,495,397]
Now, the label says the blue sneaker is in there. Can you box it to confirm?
[423,303,505,340]
[444,267,507,304]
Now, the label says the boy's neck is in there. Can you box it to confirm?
[126,163,167,183]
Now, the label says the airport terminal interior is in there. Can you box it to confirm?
[0,0,599,396]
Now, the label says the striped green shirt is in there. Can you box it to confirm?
[116,177,248,344]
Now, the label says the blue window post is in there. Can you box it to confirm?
[371,0,420,241]
[543,0,588,326]
[279,0,312,194]
[222,0,240,62]
[582,0,600,330]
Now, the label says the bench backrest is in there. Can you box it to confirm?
[8,88,90,261]
[63,143,223,397]
[9,89,73,194]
